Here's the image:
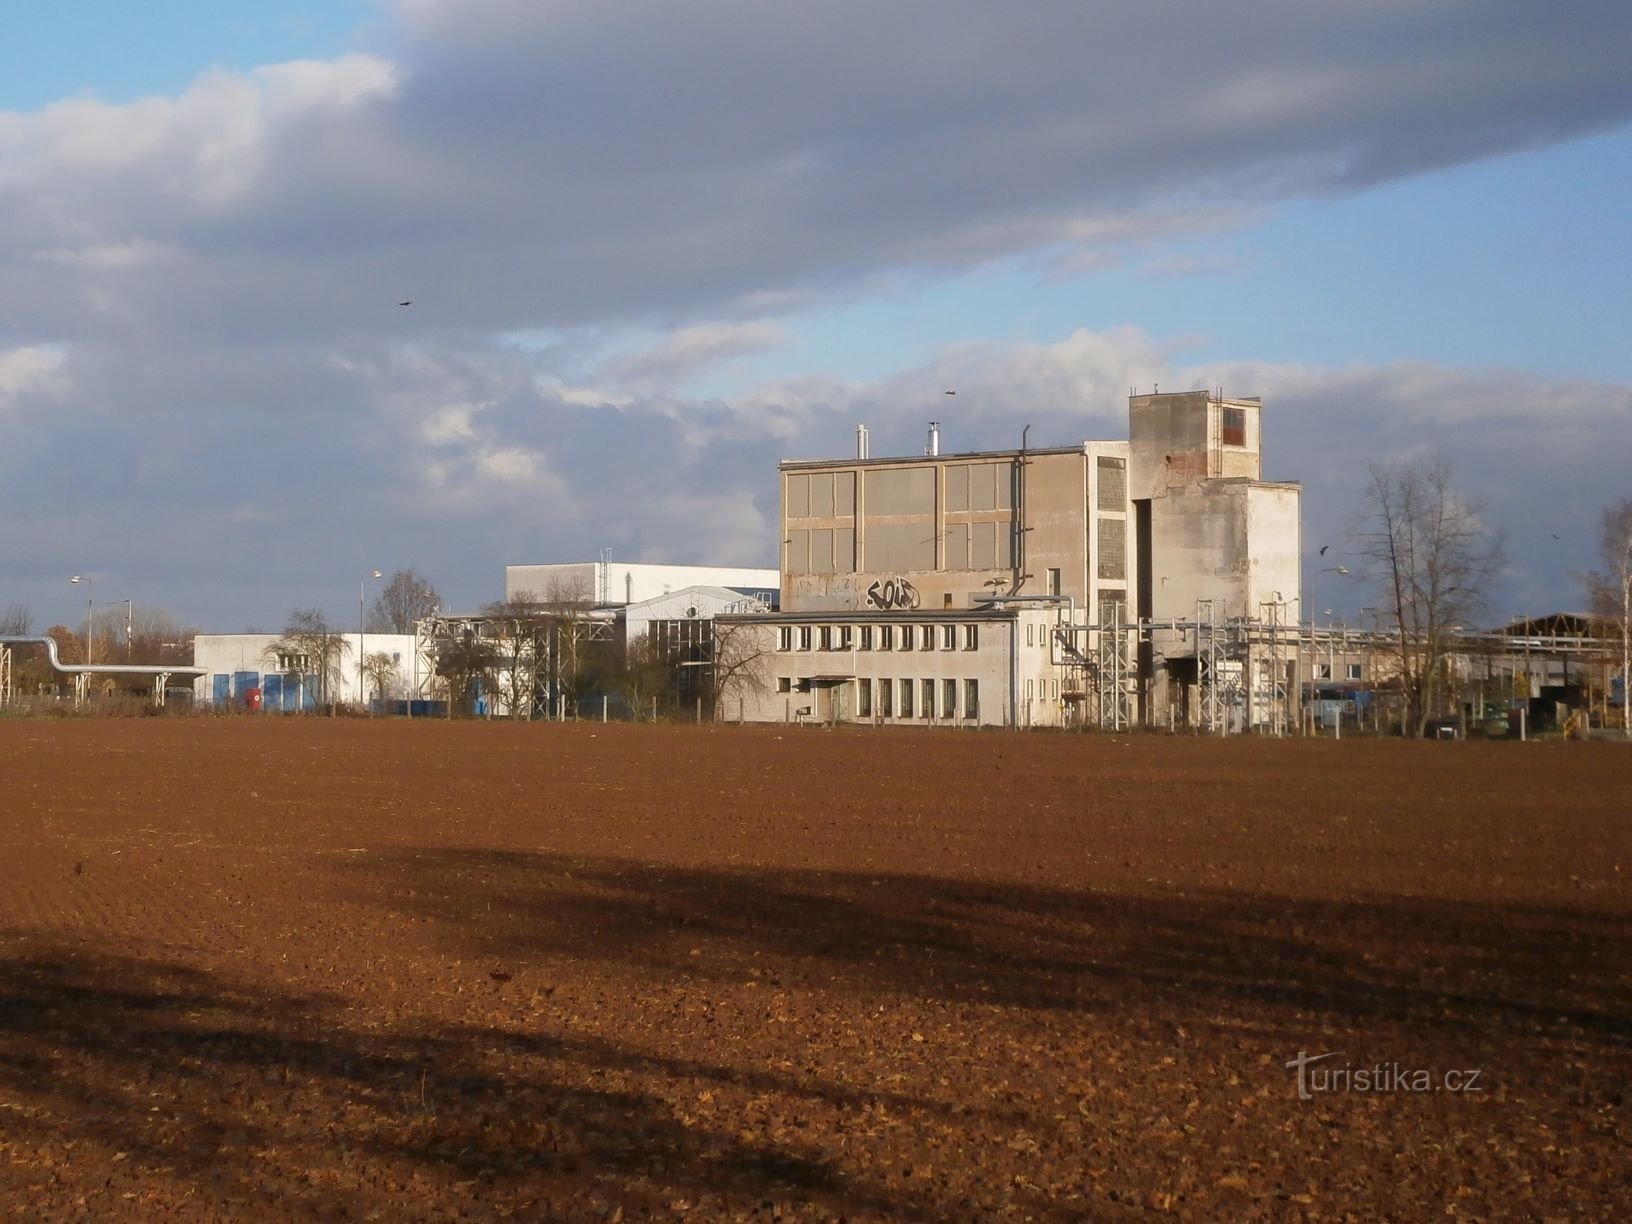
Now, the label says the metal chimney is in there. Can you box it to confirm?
[927,421,941,456]
[856,424,869,460]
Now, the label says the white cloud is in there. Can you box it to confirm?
[0,345,70,409]
[0,2,1628,626]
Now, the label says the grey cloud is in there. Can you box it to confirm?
[2,2,1629,629]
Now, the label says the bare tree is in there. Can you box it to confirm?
[537,576,607,719]
[264,609,352,713]
[1352,454,1505,737]
[1587,498,1632,733]
[614,631,677,720]
[437,626,501,718]
[371,568,442,634]
[709,620,772,721]
[362,651,401,710]
[0,606,30,636]
[480,591,548,718]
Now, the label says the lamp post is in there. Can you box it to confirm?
[70,575,93,665]
[360,570,382,712]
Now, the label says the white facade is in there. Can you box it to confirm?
[720,608,1073,729]
[193,633,418,710]
[505,561,777,607]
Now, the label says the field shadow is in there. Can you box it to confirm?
[0,941,965,1221]
[345,847,1632,1054]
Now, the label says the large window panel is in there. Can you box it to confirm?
[810,472,834,518]
[945,464,969,512]
[1097,456,1127,510]
[970,520,996,570]
[865,467,935,517]
[835,471,856,516]
[833,528,855,572]
[786,529,810,574]
[867,522,936,572]
[786,474,809,519]
[1097,519,1127,580]
[809,528,834,574]
[944,522,969,570]
[970,463,995,511]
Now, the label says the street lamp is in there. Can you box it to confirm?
[1312,565,1349,624]
[360,570,382,712]
[70,575,92,665]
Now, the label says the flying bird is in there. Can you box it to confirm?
[1318,545,1329,556]
[398,300,412,307]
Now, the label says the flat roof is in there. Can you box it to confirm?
[780,443,1116,471]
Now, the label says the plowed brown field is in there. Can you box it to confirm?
[0,719,1627,1221]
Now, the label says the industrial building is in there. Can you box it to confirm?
[721,390,1304,729]
[414,564,778,719]
[505,560,776,607]
[193,633,418,710]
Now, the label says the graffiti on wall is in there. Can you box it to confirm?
[865,576,921,610]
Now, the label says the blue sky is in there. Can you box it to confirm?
[1,2,377,109]
[2,1,1629,632]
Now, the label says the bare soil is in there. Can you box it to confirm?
[0,719,1627,1221]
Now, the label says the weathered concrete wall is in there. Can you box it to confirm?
[1129,391,1263,500]
[1246,483,1303,621]
[781,449,1106,613]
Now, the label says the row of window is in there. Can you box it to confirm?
[777,623,980,652]
[1314,662,1364,680]
[777,676,981,721]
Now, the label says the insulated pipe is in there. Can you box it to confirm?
[0,636,205,678]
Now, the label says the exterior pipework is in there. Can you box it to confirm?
[0,635,205,679]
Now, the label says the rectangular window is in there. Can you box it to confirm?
[899,679,913,718]
[921,679,934,718]
[1027,679,1035,700]
[919,625,934,651]
[1047,567,1061,596]
[857,678,872,717]
[1026,623,1034,646]
[942,678,957,719]
[860,625,873,650]
[1098,591,1126,624]
[1096,456,1127,510]
[1347,662,1363,681]
[940,624,956,650]
[777,677,791,692]
[777,626,792,652]
[879,624,894,649]
[963,624,978,650]
[837,625,852,649]
[964,679,979,720]
[1315,662,1332,680]
[1221,406,1247,447]
[1097,518,1127,581]
[798,626,812,650]
[879,678,893,717]
[818,625,832,651]
[899,628,914,652]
